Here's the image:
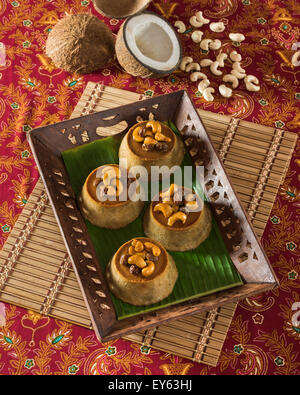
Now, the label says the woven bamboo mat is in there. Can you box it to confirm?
[0,83,297,367]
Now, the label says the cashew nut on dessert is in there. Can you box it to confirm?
[209,39,222,50]
[154,202,174,218]
[218,84,232,98]
[222,74,239,89]
[229,33,245,43]
[200,39,213,52]
[197,78,210,93]
[244,75,260,91]
[185,62,201,72]
[210,60,222,76]
[190,71,207,82]
[202,87,215,101]
[229,50,242,62]
[216,52,228,67]
[174,20,186,33]
[179,56,193,71]
[191,30,203,43]
[167,211,187,226]
[209,21,225,32]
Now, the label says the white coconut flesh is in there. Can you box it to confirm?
[124,13,181,73]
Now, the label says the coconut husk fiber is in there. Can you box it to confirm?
[45,14,115,74]
[93,0,151,19]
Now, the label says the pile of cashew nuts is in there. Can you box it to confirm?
[174,11,261,101]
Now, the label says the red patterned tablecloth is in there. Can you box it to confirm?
[0,0,299,375]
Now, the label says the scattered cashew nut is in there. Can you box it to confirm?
[202,87,215,102]
[200,58,213,67]
[231,68,246,79]
[191,30,203,43]
[209,39,222,50]
[174,20,186,34]
[190,15,204,27]
[291,50,300,67]
[200,39,212,52]
[232,61,246,74]
[222,74,239,89]
[185,62,201,72]
[195,11,210,25]
[179,56,193,71]
[216,52,228,67]
[210,61,222,76]
[198,79,210,93]
[229,50,242,62]
[229,33,245,43]
[244,75,260,91]
[218,84,232,98]
[209,21,225,32]
[190,71,207,82]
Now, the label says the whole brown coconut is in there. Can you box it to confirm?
[45,14,115,74]
[93,0,151,19]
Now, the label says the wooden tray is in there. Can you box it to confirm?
[27,88,279,342]
[0,84,297,365]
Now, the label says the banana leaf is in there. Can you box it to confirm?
[62,122,243,319]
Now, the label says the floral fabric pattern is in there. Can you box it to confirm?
[0,0,299,375]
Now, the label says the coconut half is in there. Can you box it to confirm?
[115,12,182,78]
[93,0,151,19]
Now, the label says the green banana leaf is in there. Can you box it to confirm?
[62,121,243,319]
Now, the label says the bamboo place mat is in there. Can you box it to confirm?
[0,83,297,367]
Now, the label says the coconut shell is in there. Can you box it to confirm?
[45,14,115,74]
[115,22,155,78]
[93,0,151,19]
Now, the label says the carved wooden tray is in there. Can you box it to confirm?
[27,90,278,342]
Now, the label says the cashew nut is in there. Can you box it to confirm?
[195,11,210,25]
[202,87,215,102]
[146,120,162,134]
[231,68,246,79]
[191,30,203,43]
[144,136,157,146]
[197,78,210,94]
[190,71,207,82]
[167,211,187,226]
[291,50,300,67]
[189,16,204,28]
[134,240,144,252]
[154,202,173,218]
[132,126,144,142]
[144,242,161,257]
[218,84,233,98]
[128,254,147,268]
[200,39,212,52]
[185,62,201,73]
[209,21,225,32]
[232,61,245,74]
[244,75,260,92]
[179,56,193,71]
[229,33,245,43]
[141,261,155,277]
[229,50,242,62]
[210,61,222,76]
[111,178,124,196]
[222,74,239,89]
[200,58,213,67]
[154,132,171,142]
[160,183,178,198]
[185,200,199,211]
[216,52,228,67]
[174,20,186,34]
[209,39,222,50]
